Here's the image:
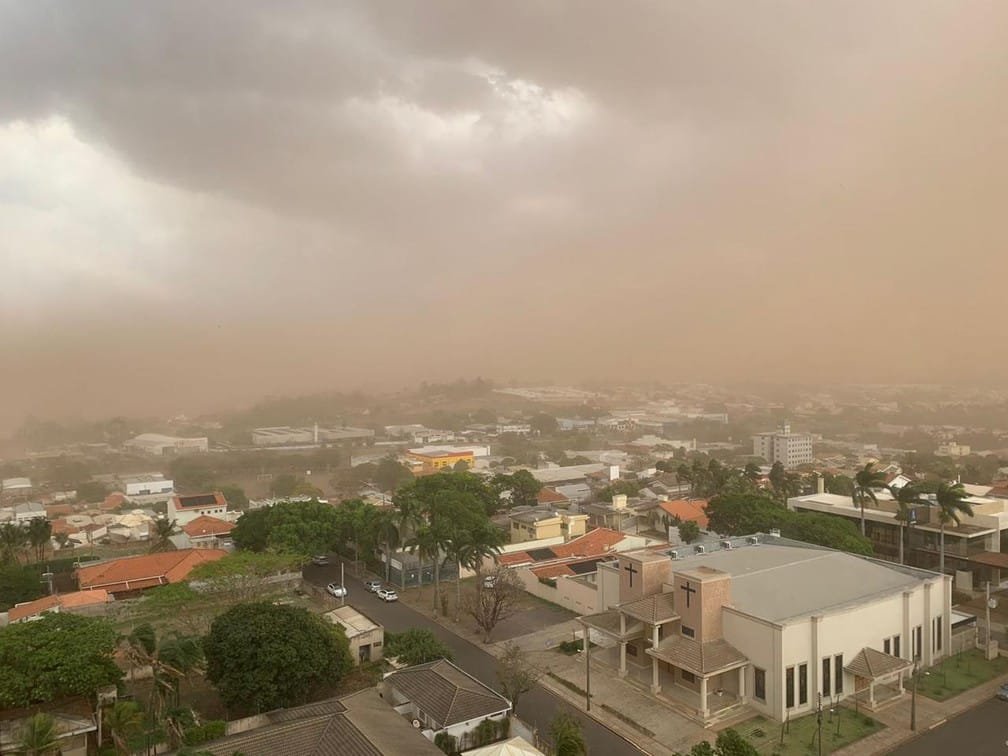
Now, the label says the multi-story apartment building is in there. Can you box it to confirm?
[752,423,813,468]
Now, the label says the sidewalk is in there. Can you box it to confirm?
[833,670,1008,755]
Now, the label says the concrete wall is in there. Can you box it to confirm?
[516,569,598,614]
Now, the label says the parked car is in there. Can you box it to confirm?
[377,588,398,602]
[997,683,1008,701]
[312,555,330,566]
[326,583,347,598]
[483,575,497,589]
[364,579,382,592]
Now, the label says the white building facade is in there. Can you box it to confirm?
[752,424,814,468]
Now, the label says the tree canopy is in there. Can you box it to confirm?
[204,602,353,713]
[0,614,121,708]
[231,500,341,555]
[384,628,453,666]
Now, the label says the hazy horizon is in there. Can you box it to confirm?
[3,2,1007,430]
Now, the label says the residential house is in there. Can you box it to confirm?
[463,736,545,756]
[181,515,235,549]
[535,487,571,508]
[168,492,228,526]
[381,660,511,746]
[507,507,588,543]
[0,710,96,756]
[76,549,227,597]
[196,689,443,756]
[579,536,952,725]
[324,605,384,665]
[6,589,110,624]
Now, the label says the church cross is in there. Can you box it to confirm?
[681,580,697,608]
[624,562,638,587]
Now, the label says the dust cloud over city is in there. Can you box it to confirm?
[2,2,1007,427]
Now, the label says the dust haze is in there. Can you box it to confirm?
[2,1,1007,428]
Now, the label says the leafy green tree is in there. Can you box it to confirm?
[853,462,887,536]
[678,520,701,544]
[0,614,121,708]
[373,509,400,584]
[935,481,973,574]
[550,712,586,756]
[742,462,762,484]
[270,474,322,498]
[204,602,352,713]
[450,518,504,620]
[768,462,786,499]
[0,522,28,565]
[218,484,249,511]
[490,470,542,510]
[0,564,45,611]
[783,512,872,556]
[188,551,304,601]
[530,413,559,435]
[712,728,758,756]
[124,624,203,725]
[496,642,541,712]
[384,628,453,666]
[149,517,179,553]
[373,457,414,493]
[232,500,341,556]
[825,473,855,496]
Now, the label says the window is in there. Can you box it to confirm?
[822,658,831,696]
[627,644,638,657]
[681,625,695,639]
[754,667,766,701]
[834,655,843,694]
[893,635,901,658]
[786,666,795,708]
[883,638,891,655]
[913,626,922,660]
[682,670,696,683]
[798,663,808,705]
[934,615,943,653]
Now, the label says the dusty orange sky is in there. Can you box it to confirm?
[1,2,1007,429]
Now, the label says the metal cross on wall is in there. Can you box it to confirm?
[624,562,638,587]
[681,580,697,608]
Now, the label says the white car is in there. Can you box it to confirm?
[326,583,348,598]
[364,579,382,592]
[377,588,398,602]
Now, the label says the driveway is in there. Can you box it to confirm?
[304,561,644,755]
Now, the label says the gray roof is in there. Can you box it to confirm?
[620,592,680,625]
[668,544,927,623]
[844,647,912,680]
[384,659,511,728]
[647,636,748,675]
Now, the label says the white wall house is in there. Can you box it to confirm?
[167,493,228,526]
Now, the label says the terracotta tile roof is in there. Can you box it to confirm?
[49,518,77,535]
[182,515,234,538]
[102,493,127,511]
[551,527,624,558]
[648,635,747,675]
[45,503,75,518]
[536,487,570,505]
[76,549,226,594]
[619,592,680,625]
[8,589,110,623]
[658,499,709,529]
[844,647,912,680]
[384,660,511,728]
[498,552,532,567]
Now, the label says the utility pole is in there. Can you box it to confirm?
[817,694,823,756]
[986,581,992,653]
[341,561,346,606]
[585,630,591,712]
[910,661,918,731]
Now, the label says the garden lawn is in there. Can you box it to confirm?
[736,708,882,755]
[917,649,1008,701]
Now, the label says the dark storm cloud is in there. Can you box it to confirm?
[1,0,1007,427]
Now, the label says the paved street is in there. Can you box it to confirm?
[889,698,1008,756]
[304,561,645,755]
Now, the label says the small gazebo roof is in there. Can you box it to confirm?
[619,592,680,625]
[844,647,913,680]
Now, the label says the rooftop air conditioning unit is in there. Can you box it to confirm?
[746,535,759,545]
[720,540,733,550]
[694,545,705,555]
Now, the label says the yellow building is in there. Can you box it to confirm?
[407,450,475,474]
[508,508,589,543]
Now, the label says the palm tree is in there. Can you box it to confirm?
[148,517,179,553]
[935,482,973,575]
[451,522,504,622]
[26,517,52,563]
[0,522,28,564]
[550,712,587,756]
[125,624,204,726]
[889,483,925,565]
[104,701,145,756]
[15,712,61,755]
[853,462,887,536]
[374,510,401,584]
[406,524,442,609]
[394,500,423,590]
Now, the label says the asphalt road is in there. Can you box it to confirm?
[889,698,1008,756]
[304,561,645,755]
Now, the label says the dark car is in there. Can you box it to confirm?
[997,683,1008,701]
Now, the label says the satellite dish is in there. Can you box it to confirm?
[412,719,421,729]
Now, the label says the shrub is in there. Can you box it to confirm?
[183,720,226,745]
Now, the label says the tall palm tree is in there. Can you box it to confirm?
[104,701,145,756]
[0,522,28,565]
[889,483,925,565]
[550,712,587,756]
[406,524,439,602]
[394,500,423,590]
[15,712,60,755]
[935,481,973,575]
[26,517,52,563]
[451,522,504,622]
[853,462,887,536]
[148,517,179,553]
[374,510,400,584]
